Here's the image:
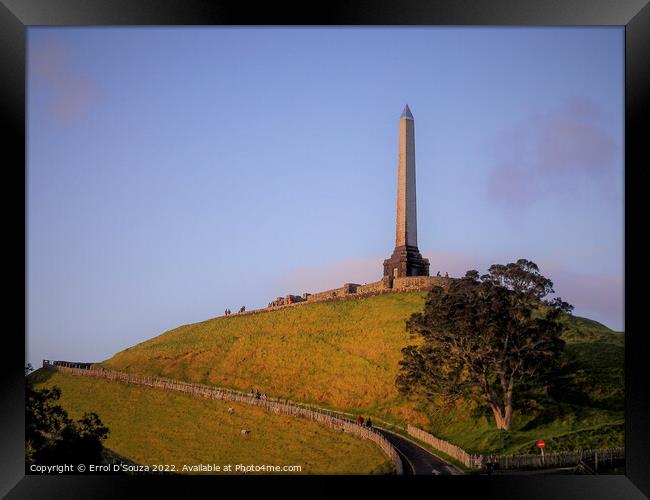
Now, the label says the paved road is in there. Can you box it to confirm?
[375,428,461,475]
[46,361,460,475]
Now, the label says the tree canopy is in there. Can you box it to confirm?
[25,365,110,469]
[396,259,573,430]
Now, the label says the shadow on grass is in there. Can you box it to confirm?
[27,367,56,385]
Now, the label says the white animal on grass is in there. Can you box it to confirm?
[228,407,234,414]
[241,429,250,436]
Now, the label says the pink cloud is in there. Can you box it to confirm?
[277,256,383,294]
[487,97,620,208]
[49,75,98,123]
[30,37,99,124]
[276,251,490,295]
[564,95,603,122]
[31,38,68,80]
[536,117,615,174]
[536,260,623,330]
[422,251,490,278]
[275,252,623,331]
[487,163,540,207]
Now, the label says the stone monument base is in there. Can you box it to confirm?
[383,245,430,278]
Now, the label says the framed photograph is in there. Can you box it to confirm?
[2,0,648,498]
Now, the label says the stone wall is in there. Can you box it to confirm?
[393,276,450,291]
[262,276,453,312]
[253,276,455,316]
[305,286,348,302]
[356,277,392,294]
[343,283,361,294]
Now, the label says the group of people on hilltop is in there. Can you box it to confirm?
[249,387,267,401]
[356,415,373,429]
[435,271,449,278]
[224,306,246,316]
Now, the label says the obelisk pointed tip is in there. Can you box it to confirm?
[401,104,414,120]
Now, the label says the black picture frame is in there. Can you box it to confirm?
[2,1,648,498]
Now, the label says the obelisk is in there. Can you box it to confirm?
[383,105,430,278]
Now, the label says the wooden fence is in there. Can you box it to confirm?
[44,361,403,475]
[43,360,623,474]
[483,447,625,471]
[407,424,624,471]
[407,424,481,468]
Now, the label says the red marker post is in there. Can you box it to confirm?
[537,439,545,463]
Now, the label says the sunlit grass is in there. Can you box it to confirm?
[103,293,427,416]
[101,291,624,455]
[33,369,393,475]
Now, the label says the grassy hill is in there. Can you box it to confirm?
[102,292,624,456]
[31,368,393,474]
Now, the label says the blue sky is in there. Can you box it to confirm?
[27,27,624,367]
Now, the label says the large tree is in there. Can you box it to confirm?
[396,259,572,430]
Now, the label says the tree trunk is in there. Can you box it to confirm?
[502,401,513,430]
[503,377,515,430]
[483,375,514,430]
[490,404,508,430]
[490,401,513,430]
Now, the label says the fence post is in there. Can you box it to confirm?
[51,361,409,475]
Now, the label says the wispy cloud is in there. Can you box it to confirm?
[536,117,615,175]
[275,251,623,331]
[487,97,621,208]
[30,37,99,124]
[276,251,492,295]
[537,260,623,331]
[487,163,541,208]
[276,256,383,295]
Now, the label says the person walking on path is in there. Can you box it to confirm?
[365,418,373,429]
[357,415,364,426]
[444,272,449,278]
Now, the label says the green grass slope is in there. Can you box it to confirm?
[104,293,427,420]
[32,368,393,475]
[102,292,624,456]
